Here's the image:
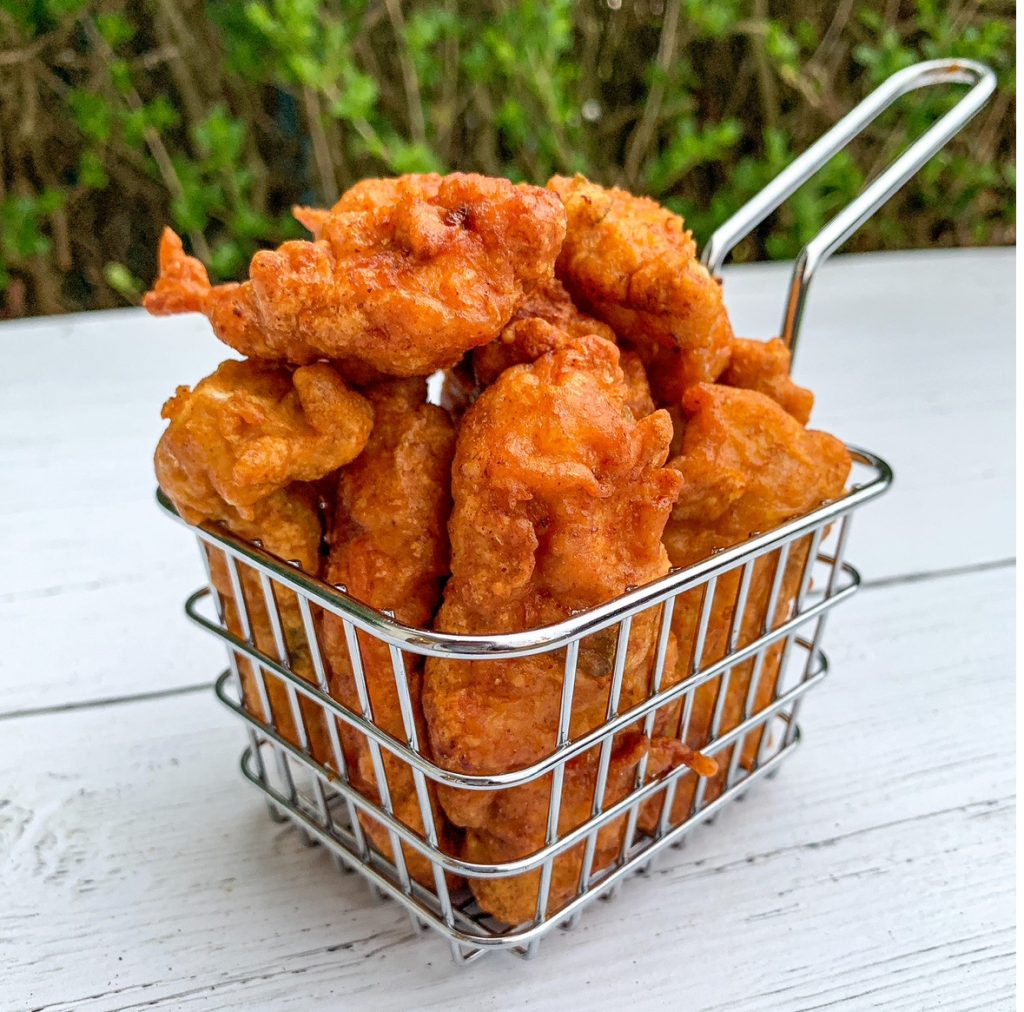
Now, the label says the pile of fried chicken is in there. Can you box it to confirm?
[147,172,851,927]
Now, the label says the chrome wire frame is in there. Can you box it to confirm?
[159,449,890,962]
[702,58,997,360]
[157,58,992,961]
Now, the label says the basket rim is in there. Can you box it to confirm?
[156,443,892,660]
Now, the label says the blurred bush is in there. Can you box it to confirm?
[0,0,1014,317]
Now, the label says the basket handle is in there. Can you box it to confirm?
[701,58,997,359]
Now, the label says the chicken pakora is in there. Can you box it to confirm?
[321,379,457,888]
[548,174,734,405]
[156,358,373,761]
[145,174,566,377]
[423,337,714,924]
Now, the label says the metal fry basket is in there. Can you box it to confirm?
[157,60,993,963]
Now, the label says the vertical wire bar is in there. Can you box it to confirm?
[726,545,791,785]
[754,531,819,768]
[224,553,298,805]
[266,594,337,839]
[762,541,791,635]
[660,577,720,837]
[726,561,755,655]
[825,515,852,599]
[258,577,313,774]
[575,616,632,907]
[794,527,825,614]
[296,593,369,859]
[529,640,580,948]
[258,572,328,827]
[340,617,413,896]
[755,629,797,768]
[688,576,717,677]
[693,562,754,813]
[619,598,676,858]
[387,642,457,930]
[197,541,269,788]
[783,524,835,747]
[726,641,768,788]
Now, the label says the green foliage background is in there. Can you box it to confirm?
[0,0,1014,317]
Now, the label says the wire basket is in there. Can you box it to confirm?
[157,60,993,963]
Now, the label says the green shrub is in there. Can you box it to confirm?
[0,0,1014,317]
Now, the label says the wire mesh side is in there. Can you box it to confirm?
[162,433,883,963]
[233,675,812,959]
[201,518,844,959]
[187,521,858,789]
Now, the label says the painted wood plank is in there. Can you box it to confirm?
[0,248,1013,710]
[1,566,1012,1010]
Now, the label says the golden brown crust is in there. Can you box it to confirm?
[423,337,694,923]
[155,358,373,525]
[321,379,457,887]
[721,337,814,424]
[471,275,618,387]
[450,275,657,424]
[155,358,373,768]
[548,174,734,405]
[642,383,851,829]
[293,175,446,238]
[145,174,566,377]
[666,383,849,561]
[619,348,656,419]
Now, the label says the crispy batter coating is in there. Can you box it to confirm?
[548,174,734,405]
[156,358,374,764]
[294,174,445,237]
[321,379,457,887]
[156,358,373,524]
[443,276,655,422]
[472,275,618,387]
[423,337,709,924]
[145,174,566,377]
[722,337,814,424]
[642,383,850,829]
[620,348,656,419]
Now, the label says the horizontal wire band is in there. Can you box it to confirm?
[159,447,889,660]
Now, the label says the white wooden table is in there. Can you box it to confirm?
[1,248,1014,1011]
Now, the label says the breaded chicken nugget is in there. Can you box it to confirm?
[721,337,814,424]
[548,174,734,405]
[423,337,712,924]
[145,174,566,377]
[156,358,373,763]
[321,379,457,888]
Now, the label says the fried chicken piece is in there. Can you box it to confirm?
[641,383,850,830]
[320,379,457,888]
[156,359,373,524]
[721,337,814,424]
[294,174,445,237]
[156,359,374,762]
[145,174,566,377]
[472,275,618,387]
[443,276,655,421]
[548,174,734,405]
[620,348,656,419]
[423,337,712,924]
[292,205,328,236]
